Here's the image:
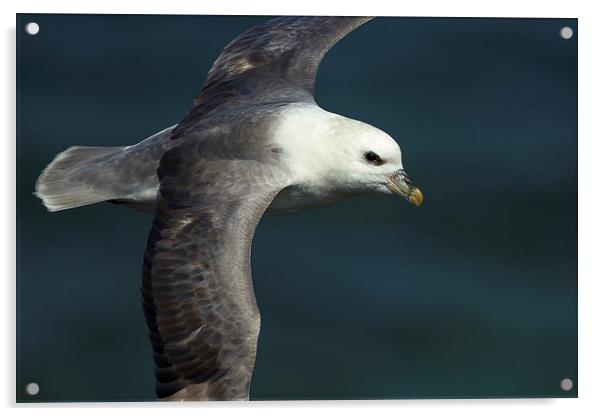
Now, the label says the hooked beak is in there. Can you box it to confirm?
[386,170,423,207]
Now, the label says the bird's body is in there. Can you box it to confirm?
[40,102,403,215]
[35,16,423,401]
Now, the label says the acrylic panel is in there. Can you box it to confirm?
[16,14,577,402]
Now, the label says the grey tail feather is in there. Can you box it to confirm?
[35,146,125,212]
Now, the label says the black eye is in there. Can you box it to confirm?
[364,151,384,165]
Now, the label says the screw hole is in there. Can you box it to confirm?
[25,382,40,396]
[25,22,40,35]
[560,378,573,391]
[559,26,573,40]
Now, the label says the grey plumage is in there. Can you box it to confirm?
[35,126,178,213]
[35,145,126,211]
[35,16,373,400]
[143,130,289,400]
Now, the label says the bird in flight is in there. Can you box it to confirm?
[35,16,423,401]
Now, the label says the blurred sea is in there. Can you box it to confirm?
[17,15,577,401]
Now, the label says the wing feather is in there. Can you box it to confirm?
[171,17,372,140]
[201,16,372,96]
[141,139,288,400]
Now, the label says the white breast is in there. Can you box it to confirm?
[270,103,351,183]
[266,103,372,214]
[265,104,340,214]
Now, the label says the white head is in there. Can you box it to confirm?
[273,105,423,206]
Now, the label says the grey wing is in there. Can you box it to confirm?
[201,16,372,96]
[141,140,289,400]
[170,17,372,140]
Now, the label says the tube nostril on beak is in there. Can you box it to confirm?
[396,170,413,185]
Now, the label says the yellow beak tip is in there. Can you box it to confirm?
[409,188,424,207]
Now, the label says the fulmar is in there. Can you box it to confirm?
[35,16,423,401]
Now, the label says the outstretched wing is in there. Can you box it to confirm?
[141,138,289,400]
[171,16,372,140]
[202,16,372,96]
